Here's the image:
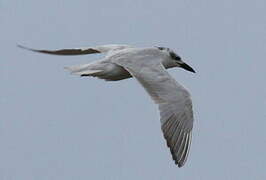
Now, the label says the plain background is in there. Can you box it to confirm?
[1,0,266,179]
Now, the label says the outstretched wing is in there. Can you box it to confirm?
[17,44,132,56]
[114,50,194,167]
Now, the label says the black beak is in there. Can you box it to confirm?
[180,62,196,73]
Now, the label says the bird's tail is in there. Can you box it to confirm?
[64,63,103,76]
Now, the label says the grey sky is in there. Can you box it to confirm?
[1,0,266,179]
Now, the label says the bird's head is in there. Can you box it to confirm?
[156,47,195,73]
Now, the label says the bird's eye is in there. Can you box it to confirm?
[170,52,180,60]
[169,52,175,58]
[175,55,181,61]
[157,47,165,50]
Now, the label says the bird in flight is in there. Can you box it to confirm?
[18,44,195,167]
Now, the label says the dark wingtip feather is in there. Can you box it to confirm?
[17,44,101,55]
[162,123,191,167]
[163,133,183,167]
[17,44,32,51]
[17,44,47,54]
[172,149,183,167]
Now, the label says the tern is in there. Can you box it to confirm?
[18,44,195,167]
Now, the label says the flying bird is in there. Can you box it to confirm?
[18,44,195,167]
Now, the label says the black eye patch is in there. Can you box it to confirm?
[156,46,166,50]
[169,52,181,60]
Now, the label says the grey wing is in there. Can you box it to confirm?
[114,56,194,167]
[17,44,132,56]
[159,99,193,167]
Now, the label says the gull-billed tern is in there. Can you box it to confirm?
[18,44,196,167]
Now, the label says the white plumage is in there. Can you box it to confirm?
[18,44,195,167]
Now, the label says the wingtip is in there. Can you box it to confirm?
[177,163,183,168]
[172,158,183,168]
[173,154,183,168]
[17,44,25,49]
[17,44,34,51]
